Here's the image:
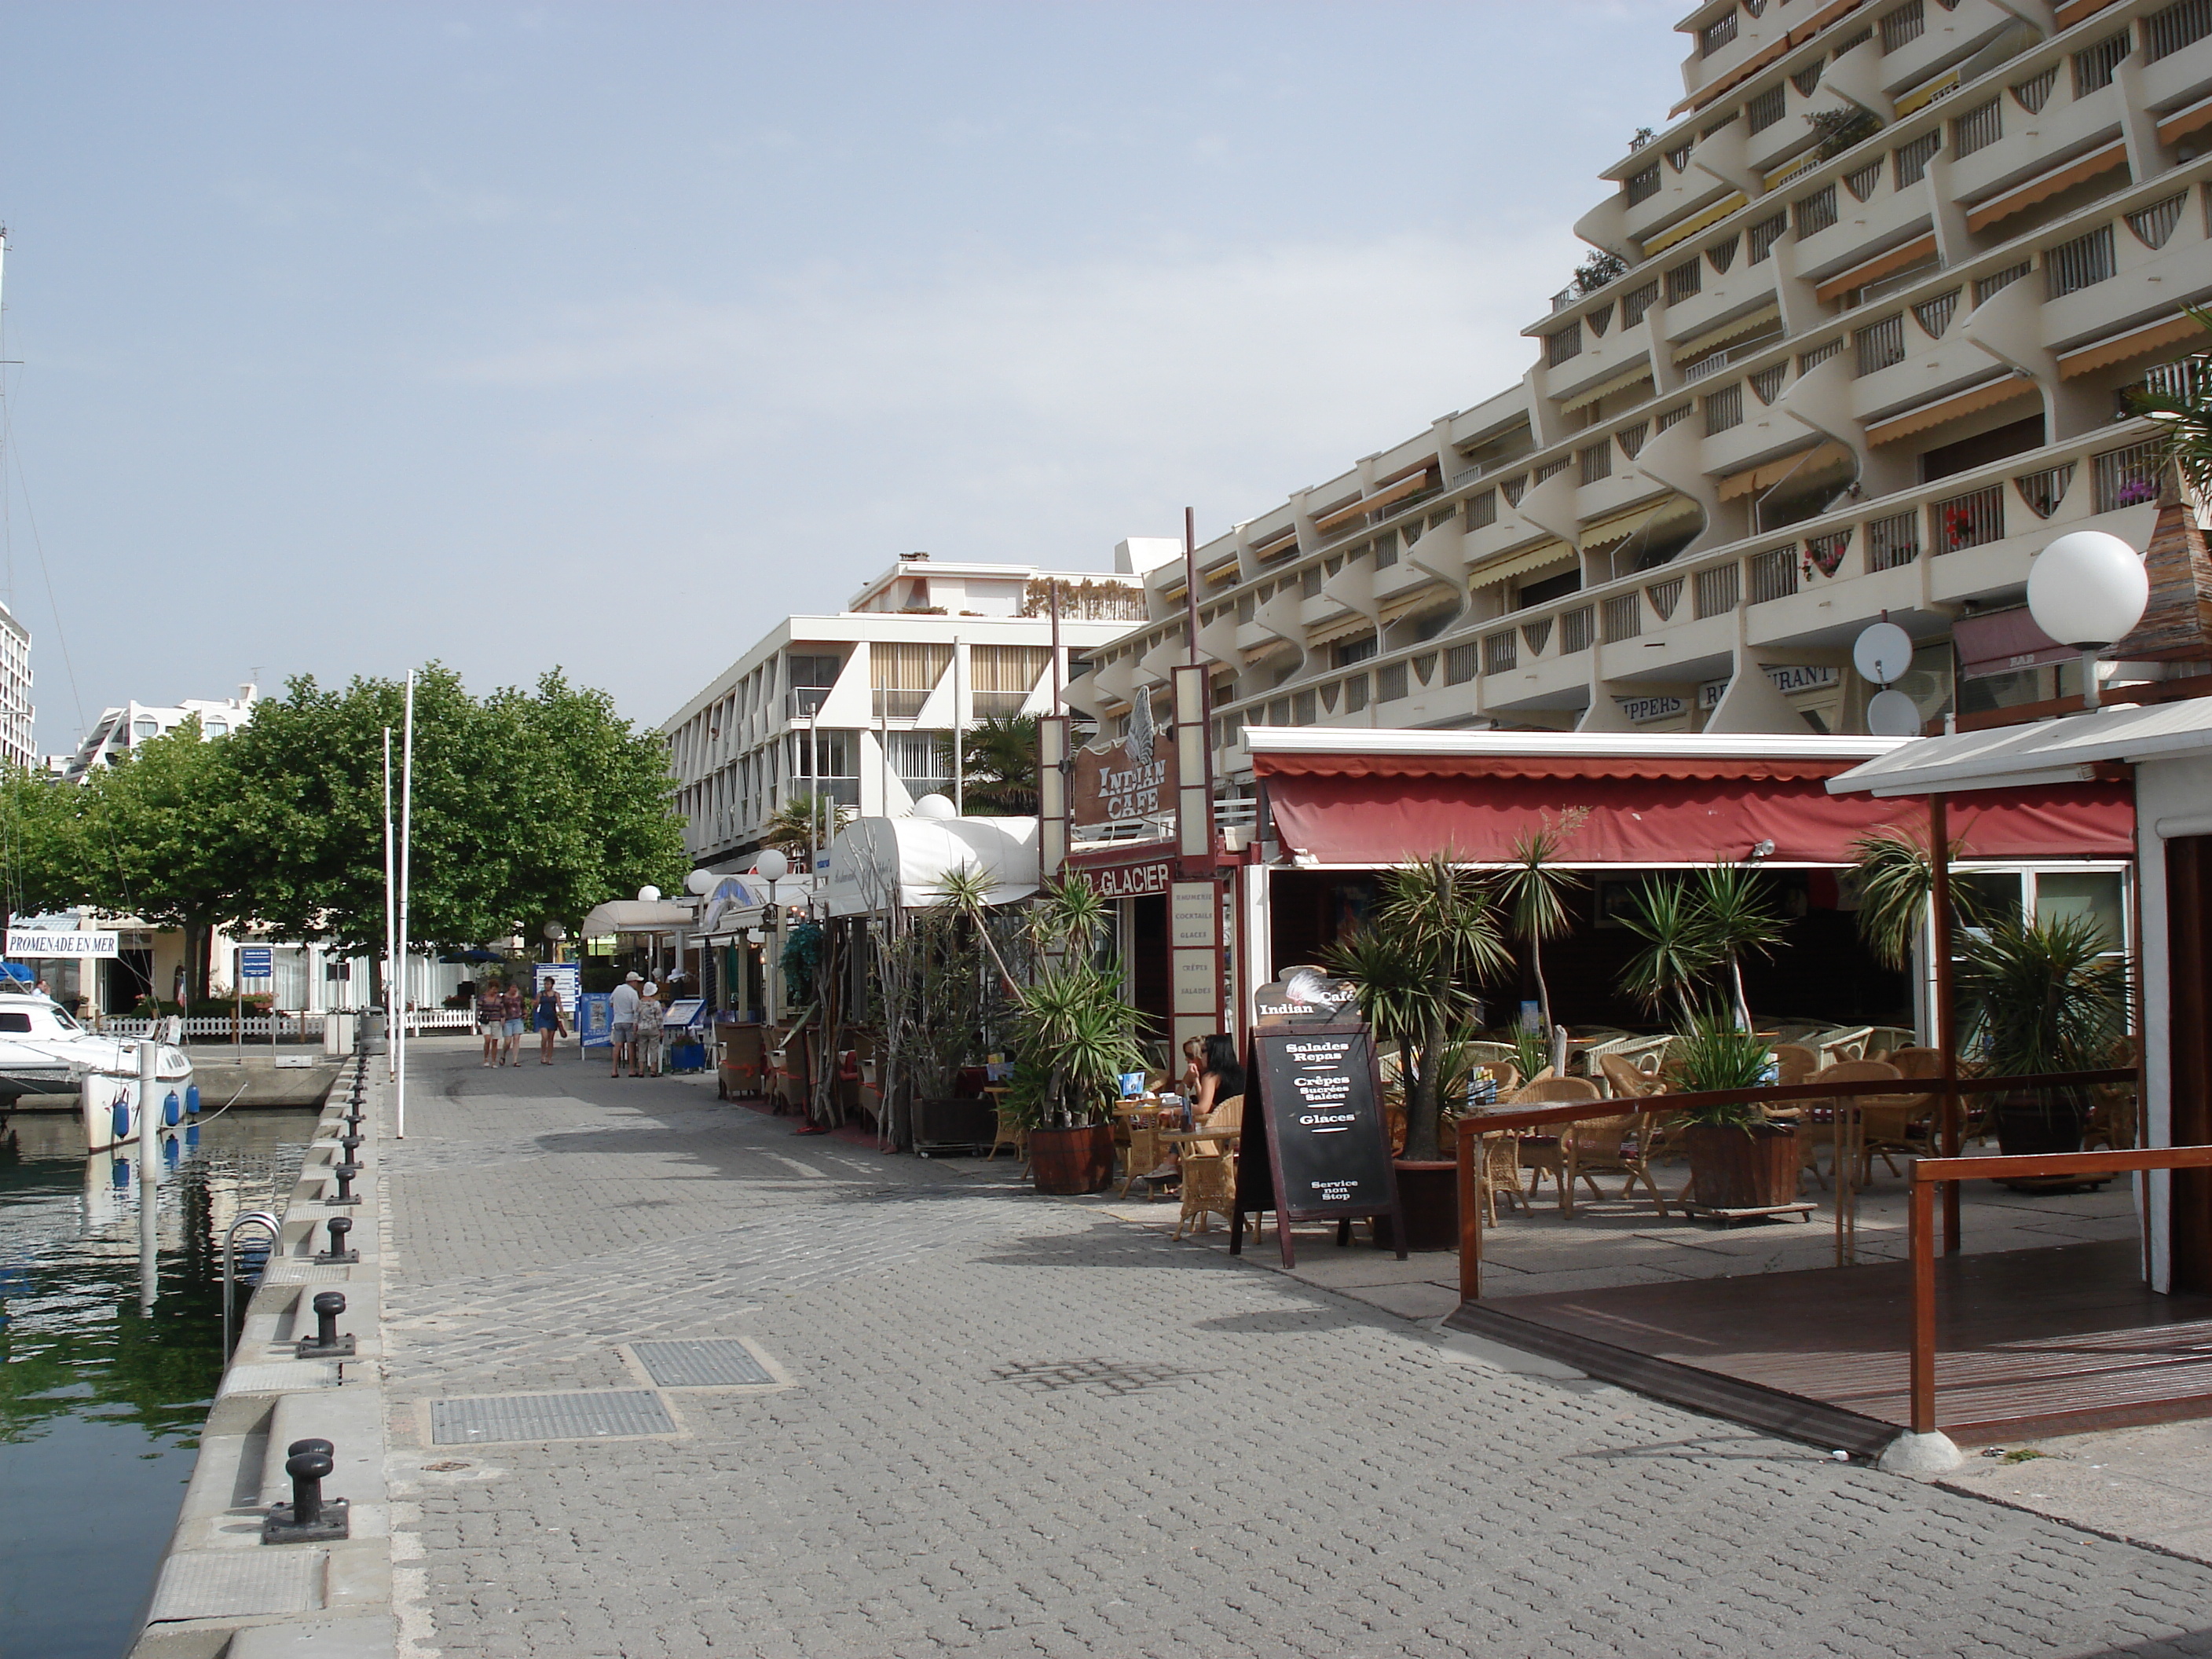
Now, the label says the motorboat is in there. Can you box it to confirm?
[0,989,198,1152]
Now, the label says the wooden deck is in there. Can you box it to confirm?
[1445,1239,2212,1457]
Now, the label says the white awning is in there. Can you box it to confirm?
[1828,698,2212,799]
[578,899,697,937]
[823,815,1042,915]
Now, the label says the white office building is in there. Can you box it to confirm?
[1075,0,2212,782]
[662,551,1163,866]
[0,599,34,771]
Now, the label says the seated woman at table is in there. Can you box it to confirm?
[1147,1035,1246,1182]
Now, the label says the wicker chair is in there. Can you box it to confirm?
[1561,1110,1668,1217]
[1505,1075,1602,1210]
[1175,1144,1237,1238]
[1793,1059,1901,1190]
[1472,1131,1532,1225]
[985,1099,1028,1166]
[1771,1043,1821,1087]
[1817,1026,1877,1065]
[1597,1052,1663,1100]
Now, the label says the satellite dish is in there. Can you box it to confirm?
[1866,688,1922,737]
[1852,621,1914,687]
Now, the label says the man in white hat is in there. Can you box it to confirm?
[609,972,643,1078]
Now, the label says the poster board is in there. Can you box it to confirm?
[576,991,613,1049]
[1232,970,1403,1267]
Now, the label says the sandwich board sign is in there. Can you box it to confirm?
[1230,966,1404,1267]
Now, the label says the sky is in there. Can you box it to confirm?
[0,1,1687,756]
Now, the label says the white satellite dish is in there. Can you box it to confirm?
[1866,688,1922,736]
[1852,621,1914,687]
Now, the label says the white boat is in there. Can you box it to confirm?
[0,989,197,1152]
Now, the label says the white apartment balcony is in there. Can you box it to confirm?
[1622,159,1739,254]
[1874,0,2023,102]
[1657,265,1783,355]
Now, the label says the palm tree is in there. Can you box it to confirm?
[1618,877,1721,1025]
[761,791,834,864]
[1849,822,1982,971]
[1496,810,1588,1033]
[2136,306,2212,499]
[1694,862,1783,1029]
[1328,853,1510,1162]
[935,713,1038,815]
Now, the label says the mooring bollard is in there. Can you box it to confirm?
[339,1133,362,1159]
[296,1291,357,1358]
[315,1214,358,1265]
[262,1441,350,1543]
[326,1163,361,1207]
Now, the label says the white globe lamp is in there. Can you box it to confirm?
[911,793,958,820]
[751,849,789,881]
[2027,530,2148,709]
[637,885,661,903]
[685,869,717,896]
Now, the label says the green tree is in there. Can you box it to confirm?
[1496,810,1588,1032]
[0,766,90,921]
[937,713,1038,815]
[72,719,255,1002]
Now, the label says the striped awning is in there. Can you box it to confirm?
[1306,611,1376,650]
[1559,363,1657,417]
[1310,471,1433,533]
[2157,90,2212,145]
[1579,493,1681,546]
[1965,139,2129,233]
[1377,581,1456,627]
[1866,375,2038,445]
[2058,313,2207,379]
[1468,540,1576,588]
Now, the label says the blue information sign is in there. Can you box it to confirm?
[239,947,274,980]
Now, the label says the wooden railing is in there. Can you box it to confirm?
[1906,1143,2212,1434]
[1454,1068,2139,1302]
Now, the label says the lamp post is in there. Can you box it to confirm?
[2026,530,2149,711]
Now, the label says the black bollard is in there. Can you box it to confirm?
[340,1133,362,1159]
[315,1214,358,1264]
[296,1292,356,1358]
[326,1163,361,1206]
[262,1443,350,1543]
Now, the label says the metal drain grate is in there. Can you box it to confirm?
[630,1339,777,1387]
[428,1389,676,1444]
[990,1357,1206,1396]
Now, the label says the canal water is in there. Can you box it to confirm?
[0,1106,316,1659]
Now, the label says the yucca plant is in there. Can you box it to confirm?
[1005,958,1148,1130]
[1958,913,2128,1150]
[1496,809,1588,1034]
[1668,1007,1774,1128]
[1849,822,1981,971]
[1694,863,1783,1028]
[1327,853,1510,1161]
[1618,877,1723,1024]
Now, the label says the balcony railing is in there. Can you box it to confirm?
[784,687,833,719]
[873,689,929,719]
[1747,546,1800,604]
[1932,484,2004,553]
[2092,439,2163,512]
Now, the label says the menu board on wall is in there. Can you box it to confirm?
[1232,1007,1403,1267]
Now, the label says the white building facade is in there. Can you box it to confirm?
[1074,0,2212,785]
[0,599,33,771]
[662,551,1165,866]
[63,684,259,782]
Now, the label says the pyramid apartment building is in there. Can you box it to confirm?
[1070,0,2212,775]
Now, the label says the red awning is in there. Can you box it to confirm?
[1260,768,2133,866]
[1953,606,2072,681]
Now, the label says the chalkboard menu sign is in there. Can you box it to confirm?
[1232,976,1403,1265]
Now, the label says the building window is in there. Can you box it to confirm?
[1665,258,1703,304]
[1466,490,1498,529]
[1335,634,1377,667]
[1547,323,1584,367]
[1578,441,1613,485]
[1748,213,1789,263]
[1445,643,1478,684]
[1794,185,1838,238]
[1747,86,1786,133]
[969,644,1051,717]
[1293,689,1317,725]
[1893,131,1940,188]
[2072,27,2133,97]
[887,730,949,796]
[1694,563,1741,618]
[1373,529,1399,569]
[1855,313,1907,375]
[1624,165,1662,206]
[1559,606,1596,654]
[1344,673,1370,712]
[2045,225,2115,298]
[1602,594,1642,643]
[1703,383,1744,434]
[1622,281,1661,326]
[2146,0,2212,61]
[1879,0,1925,53]
[1951,97,2001,158]
[1700,9,1739,57]
[1376,663,1408,702]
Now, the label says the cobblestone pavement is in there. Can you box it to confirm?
[380,1041,2212,1659]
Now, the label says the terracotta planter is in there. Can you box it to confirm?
[1685,1122,1798,1210]
[1028,1123,1116,1195]
[1367,1159,1458,1252]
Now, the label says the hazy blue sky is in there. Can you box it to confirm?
[0,2,1685,754]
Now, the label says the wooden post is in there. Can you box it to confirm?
[1457,1117,1482,1302]
[1910,1174,1937,1434]
[1928,794,1961,1254]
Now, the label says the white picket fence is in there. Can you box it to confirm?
[91,1009,481,1042]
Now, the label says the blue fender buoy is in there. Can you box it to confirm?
[163,1134,181,1166]
[111,1155,130,1188]
[185,1124,200,1150]
[112,1095,132,1143]
[185,1083,201,1115]
[164,1091,181,1127]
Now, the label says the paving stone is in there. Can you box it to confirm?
[378,1043,2212,1658]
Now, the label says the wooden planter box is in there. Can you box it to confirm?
[1686,1122,1799,1211]
[1029,1123,1115,1194]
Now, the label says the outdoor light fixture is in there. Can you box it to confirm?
[2027,529,2148,711]
[1746,839,1776,862]
[751,850,789,881]
[911,793,958,820]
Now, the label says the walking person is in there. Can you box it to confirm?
[476,979,504,1068]
[636,981,666,1078]
[608,972,642,1079]
[534,977,567,1064]
[500,979,527,1067]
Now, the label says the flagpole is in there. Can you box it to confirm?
[397,672,416,1139]
[383,727,396,1082]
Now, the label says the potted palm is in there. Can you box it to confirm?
[1671,1008,1797,1210]
[1005,878,1147,1194]
[1328,853,1509,1248]
[1958,914,2127,1160]
[1497,811,1588,1034]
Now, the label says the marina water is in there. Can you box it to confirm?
[0,1106,314,1659]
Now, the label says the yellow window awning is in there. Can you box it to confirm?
[1866,375,2038,446]
[1642,192,1749,258]
[1310,470,1433,533]
[1376,580,1455,628]
[1468,539,1576,589]
[1813,233,1939,305]
[1306,611,1376,650]
[1673,305,1782,364]
[1580,493,1694,545]
[1717,440,1856,500]
[1560,363,1657,416]
[1965,139,2129,233]
[2058,313,2208,379]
